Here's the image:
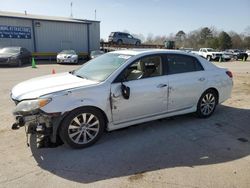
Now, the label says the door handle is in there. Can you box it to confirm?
[157,84,167,88]
[198,77,205,81]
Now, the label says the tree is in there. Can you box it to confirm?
[200,27,213,40]
[218,31,232,50]
[243,36,250,49]
[176,30,186,41]
[230,32,243,49]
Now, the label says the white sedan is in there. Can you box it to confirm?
[57,50,78,64]
[11,49,233,149]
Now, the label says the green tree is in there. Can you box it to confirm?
[218,31,232,50]
[200,27,213,40]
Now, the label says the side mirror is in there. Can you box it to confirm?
[121,83,130,100]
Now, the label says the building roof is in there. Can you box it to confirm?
[0,11,100,24]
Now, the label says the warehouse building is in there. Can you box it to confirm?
[0,11,100,56]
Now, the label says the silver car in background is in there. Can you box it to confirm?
[57,50,78,64]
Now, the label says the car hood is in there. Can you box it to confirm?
[11,72,99,101]
[0,53,17,58]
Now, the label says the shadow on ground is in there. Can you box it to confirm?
[30,105,250,183]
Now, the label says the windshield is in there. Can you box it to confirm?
[60,50,75,54]
[73,53,132,82]
[0,47,20,54]
[206,48,215,52]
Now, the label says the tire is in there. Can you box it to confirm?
[135,41,140,46]
[117,40,122,45]
[207,56,211,61]
[17,59,23,67]
[196,89,218,118]
[234,56,238,60]
[59,107,105,149]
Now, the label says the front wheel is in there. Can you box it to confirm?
[196,90,218,118]
[59,107,105,149]
[207,56,211,61]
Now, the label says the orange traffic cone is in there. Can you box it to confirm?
[52,69,56,74]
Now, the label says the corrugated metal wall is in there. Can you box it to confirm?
[34,20,89,53]
[0,17,34,51]
[0,16,100,54]
[89,22,100,51]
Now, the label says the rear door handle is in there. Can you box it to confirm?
[157,84,167,88]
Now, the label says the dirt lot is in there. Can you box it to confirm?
[0,60,250,188]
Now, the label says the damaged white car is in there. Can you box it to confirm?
[11,50,233,149]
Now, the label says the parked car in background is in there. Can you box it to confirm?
[90,50,104,59]
[0,47,32,67]
[57,50,78,64]
[193,48,223,61]
[246,50,250,56]
[11,49,233,149]
[224,49,248,60]
[108,32,141,45]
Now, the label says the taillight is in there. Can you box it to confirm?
[226,71,233,78]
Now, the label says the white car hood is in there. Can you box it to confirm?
[11,72,99,101]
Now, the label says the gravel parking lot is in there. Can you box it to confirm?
[0,60,250,188]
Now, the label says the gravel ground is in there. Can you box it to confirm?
[0,60,250,188]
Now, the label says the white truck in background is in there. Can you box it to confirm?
[192,48,231,61]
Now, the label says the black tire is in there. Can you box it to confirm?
[135,41,140,46]
[207,56,211,61]
[196,89,218,118]
[234,55,238,60]
[117,40,122,45]
[59,107,105,149]
[17,59,23,67]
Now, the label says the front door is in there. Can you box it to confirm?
[110,55,168,124]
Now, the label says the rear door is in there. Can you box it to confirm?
[166,54,206,112]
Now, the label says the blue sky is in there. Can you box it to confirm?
[1,0,250,40]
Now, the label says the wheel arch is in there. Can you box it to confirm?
[201,87,219,104]
[52,105,109,143]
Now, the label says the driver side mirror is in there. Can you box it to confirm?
[121,83,130,100]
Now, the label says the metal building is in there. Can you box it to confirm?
[0,11,100,56]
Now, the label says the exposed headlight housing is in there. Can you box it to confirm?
[13,98,52,115]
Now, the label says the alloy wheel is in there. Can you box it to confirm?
[68,113,100,144]
[200,93,216,116]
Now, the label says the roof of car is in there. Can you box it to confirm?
[110,49,195,56]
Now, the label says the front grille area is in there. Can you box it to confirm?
[0,58,8,63]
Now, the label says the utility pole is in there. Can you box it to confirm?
[70,2,73,18]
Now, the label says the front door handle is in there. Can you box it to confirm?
[198,77,205,82]
[157,84,167,88]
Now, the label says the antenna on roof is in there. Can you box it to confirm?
[95,9,96,20]
[70,2,73,18]
[24,10,27,15]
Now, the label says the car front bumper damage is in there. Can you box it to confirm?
[12,109,63,148]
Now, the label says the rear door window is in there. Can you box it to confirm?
[167,54,204,75]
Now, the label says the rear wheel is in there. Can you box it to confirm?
[135,41,140,46]
[59,107,105,149]
[196,90,218,118]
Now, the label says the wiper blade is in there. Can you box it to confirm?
[75,74,88,79]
